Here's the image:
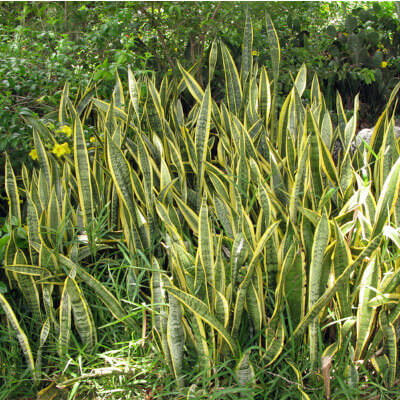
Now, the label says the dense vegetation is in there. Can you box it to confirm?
[2,2,400,399]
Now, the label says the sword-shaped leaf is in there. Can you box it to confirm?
[235,352,255,396]
[209,39,218,83]
[231,222,280,339]
[146,78,165,138]
[195,84,212,210]
[167,294,185,388]
[33,129,51,187]
[333,221,352,318]
[221,43,242,116]
[128,68,140,120]
[294,64,307,98]
[199,197,214,286]
[371,157,400,239]
[308,207,330,366]
[58,280,71,357]
[5,154,21,223]
[66,276,96,352]
[73,112,94,228]
[355,256,379,359]
[106,133,144,251]
[379,311,397,388]
[265,11,280,137]
[178,61,204,104]
[241,11,253,85]
[59,255,139,332]
[293,233,382,341]
[165,284,238,357]
[0,293,35,375]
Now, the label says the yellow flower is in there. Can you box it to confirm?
[252,50,260,56]
[89,136,96,143]
[343,32,348,37]
[29,148,38,160]
[174,47,178,52]
[59,125,73,137]
[381,61,388,68]
[138,34,143,40]
[52,142,71,158]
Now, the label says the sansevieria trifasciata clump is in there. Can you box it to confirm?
[3,10,400,397]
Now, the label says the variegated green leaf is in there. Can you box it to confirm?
[5,154,21,223]
[308,207,330,366]
[355,256,379,359]
[241,11,253,85]
[195,84,212,210]
[221,43,242,116]
[73,111,94,228]
[166,285,238,357]
[293,233,382,341]
[0,293,35,375]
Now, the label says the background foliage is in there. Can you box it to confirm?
[1,1,400,172]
